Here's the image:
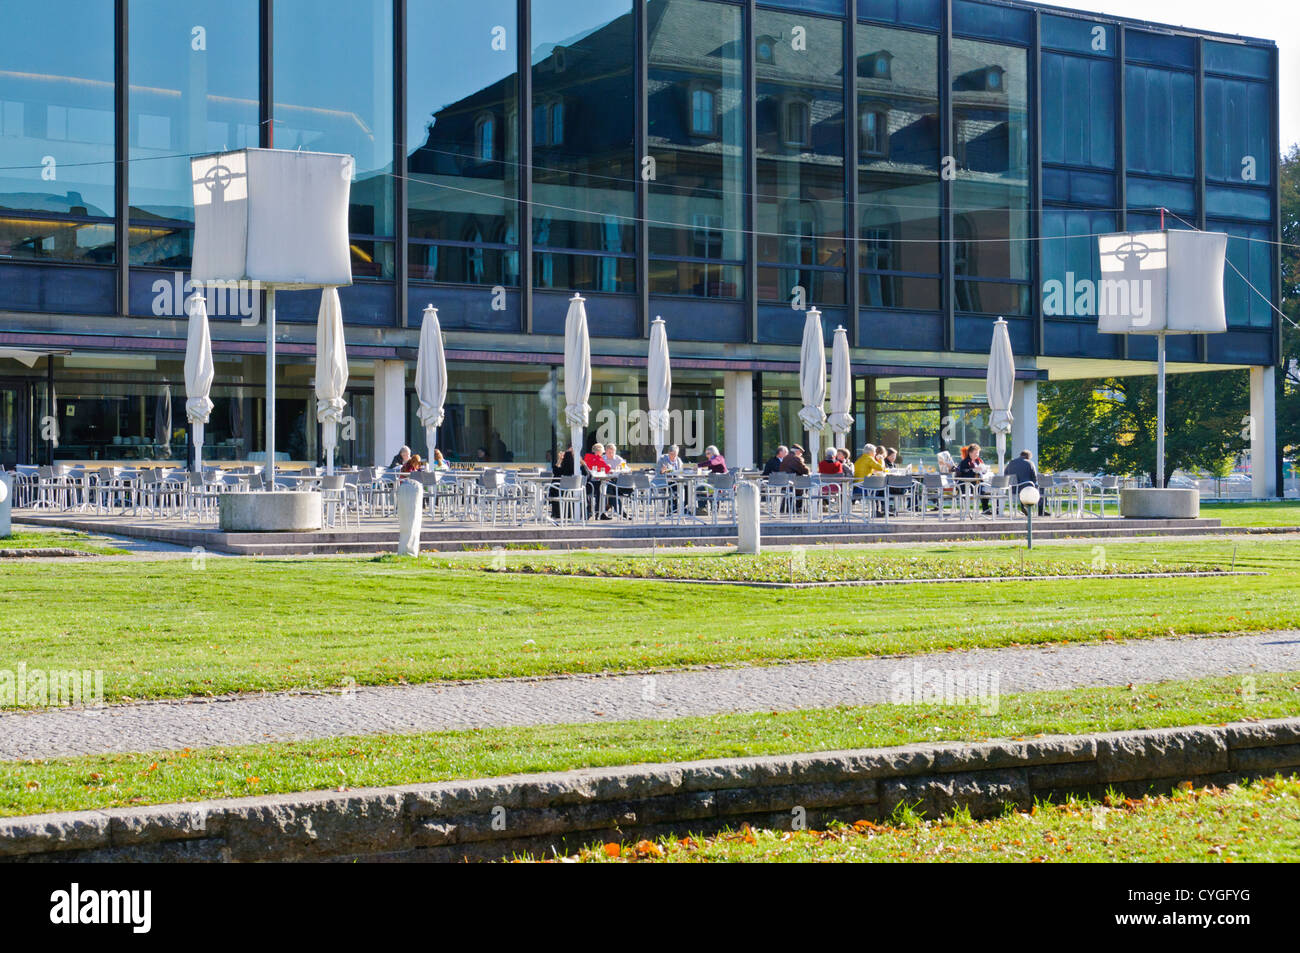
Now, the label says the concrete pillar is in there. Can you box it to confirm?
[373,359,407,469]
[1011,379,1038,463]
[1250,365,1277,499]
[0,472,12,537]
[723,370,754,469]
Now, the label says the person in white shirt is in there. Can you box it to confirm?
[603,443,626,470]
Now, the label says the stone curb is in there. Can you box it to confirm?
[2,717,1297,863]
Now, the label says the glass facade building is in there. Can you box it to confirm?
[0,0,1282,482]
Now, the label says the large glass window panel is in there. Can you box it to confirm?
[1040,208,1115,319]
[530,0,636,291]
[647,0,745,298]
[1204,42,1271,81]
[1125,31,1194,70]
[407,0,519,286]
[1126,175,1195,215]
[1205,77,1271,187]
[128,0,259,268]
[1041,53,1114,169]
[857,23,940,309]
[1211,221,1274,330]
[1040,16,1114,57]
[951,38,1029,281]
[1206,185,1272,222]
[0,1,116,263]
[952,1,1030,45]
[755,10,846,305]
[858,0,942,32]
[1125,65,1194,179]
[274,0,395,275]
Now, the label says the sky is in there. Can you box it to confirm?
[1039,0,1300,151]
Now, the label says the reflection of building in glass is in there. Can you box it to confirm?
[0,0,1282,490]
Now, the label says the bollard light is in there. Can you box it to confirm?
[1019,485,1040,549]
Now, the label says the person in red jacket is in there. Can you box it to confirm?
[583,443,612,474]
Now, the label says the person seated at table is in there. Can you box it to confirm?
[1004,450,1044,515]
[583,443,612,474]
[818,448,845,499]
[389,445,411,469]
[431,449,449,472]
[779,444,809,475]
[657,444,682,476]
[854,444,883,479]
[700,445,727,473]
[655,444,682,514]
[762,445,788,476]
[603,442,626,471]
[936,450,956,474]
[550,447,576,518]
[884,447,900,469]
[955,442,990,513]
[401,453,425,474]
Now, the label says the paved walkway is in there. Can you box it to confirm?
[3,631,1297,760]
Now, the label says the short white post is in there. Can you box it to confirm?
[0,472,12,538]
[736,480,760,554]
[397,479,423,557]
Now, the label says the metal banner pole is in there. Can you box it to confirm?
[266,287,276,488]
[1156,332,1166,489]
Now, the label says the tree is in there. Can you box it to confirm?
[1040,370,1248,484]
[1277,145,1299,462]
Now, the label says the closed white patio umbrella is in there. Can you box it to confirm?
[563,294,592,465]
[986,316,1015,474]
[647,315,671,460]
[416,304,448,457]
[798,308,827,464]
[828,325,853,444]
[315,287,349,475]
[184,293,215,472]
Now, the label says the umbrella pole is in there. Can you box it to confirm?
[193,422,204,473]
[996,433,1006,474]
[808,431,819,470]
[265,287,277,489]
[1156,332,1166,489]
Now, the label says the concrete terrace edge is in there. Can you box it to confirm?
[3,718,1298,863]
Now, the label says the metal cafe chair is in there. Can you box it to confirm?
[986,474,1016,517]
[554,474,587,525]
[762,471,794,518]
[885,473,917,518]
[320,474,358,529]
[700,471,738,524]
[856,474,889,522]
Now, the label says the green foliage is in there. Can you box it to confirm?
[1278,144,1298,456]
[1040,371,1249,483]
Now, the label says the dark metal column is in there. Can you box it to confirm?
[114,0,129,316]
[744,0,758,343]
[518,0,534,334]
[1116,24,1128,362]
[844,1,859,347]
[394,0,409,328]
[260,0,274,147]
[1030,10,1043,357]
[1195,37,1208,361]
[939,0,954,352]
[635,0,650,337]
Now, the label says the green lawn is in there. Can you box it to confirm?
[446,548,1214,583]
[572,774,1300,863]
[1202,501,1300,528]
[3,671,1297,817]
[0,529,128,556]
[0,536,1296,706]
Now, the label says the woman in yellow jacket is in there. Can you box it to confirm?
[855,444,885,478]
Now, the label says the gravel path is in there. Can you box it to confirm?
[3,631,1298,760]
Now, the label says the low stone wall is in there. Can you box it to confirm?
[3,718,1297,863]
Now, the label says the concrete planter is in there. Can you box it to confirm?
[219,491,322,532]
[1120,487,1199,519]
